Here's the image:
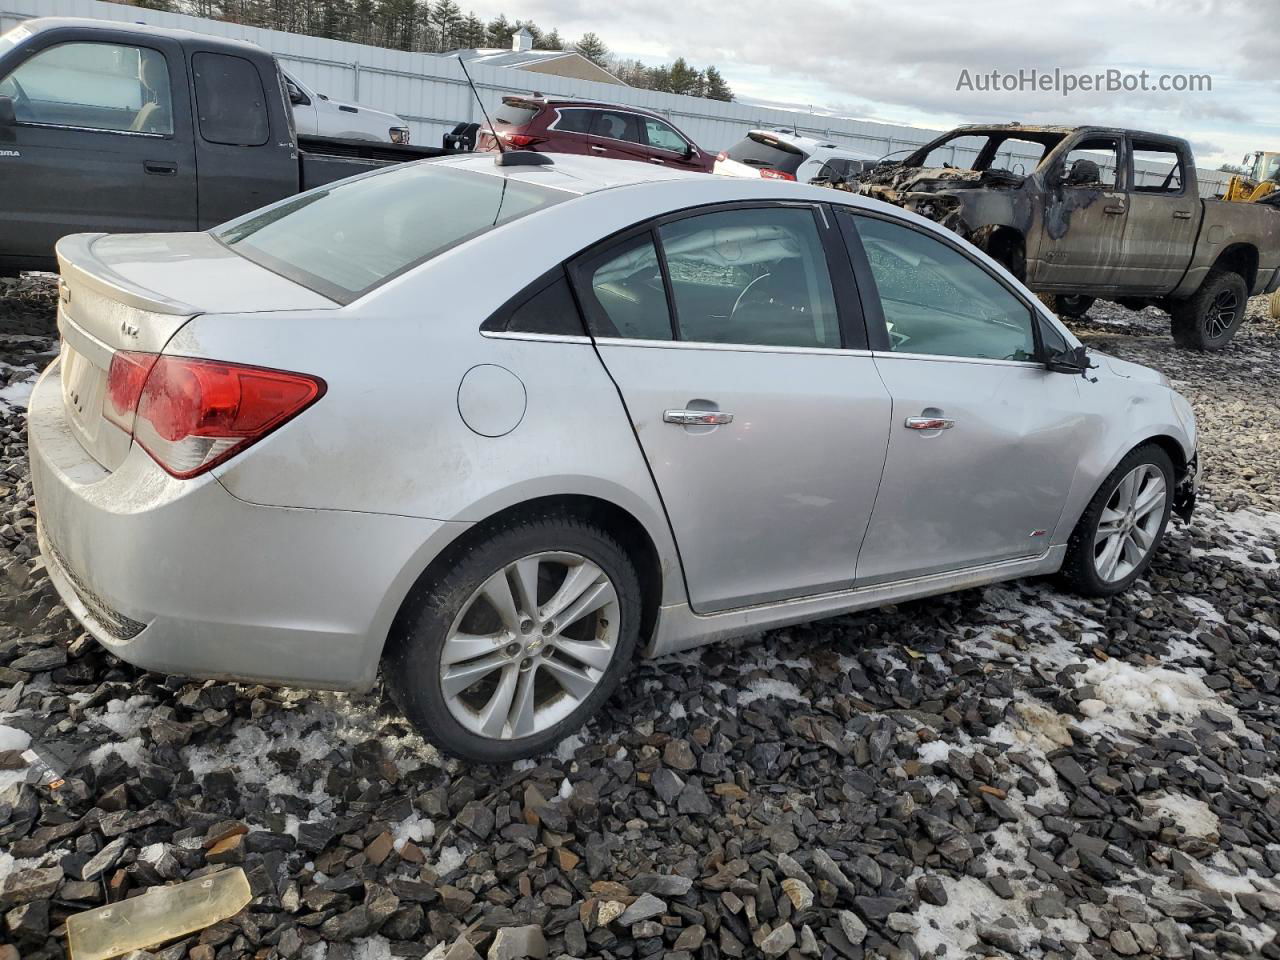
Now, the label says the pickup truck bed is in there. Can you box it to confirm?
[847,124,1280,350]
[0,18,457,275]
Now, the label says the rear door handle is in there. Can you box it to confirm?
[664,409,733,426]
[1173,210,1193,220]
[590,145,607,154]
[1103,204,1125,215]
[904,416,955,430]
[649,157,665,164]
[144,160,177,176]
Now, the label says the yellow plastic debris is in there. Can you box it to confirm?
[67,867,251,960]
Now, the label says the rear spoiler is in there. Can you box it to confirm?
[501,96,544,110]
[55,234,195,317]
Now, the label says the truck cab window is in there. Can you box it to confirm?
[1060,138,1120,188]
[1132,143,1184,194]
[0,42,172,135]
[193,52,268,146]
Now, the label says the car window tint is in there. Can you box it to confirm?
[505,273,585,335]
[852,216,1035,361]
[725,133,806,175]
[554,108,592,134]
[658,207,840,349]
[1061,138,1120,188]
[644,117,686,152]
[579,234,673,341]
[1,41,173,135]
[1132,143,1184,194]
[592,110,643,144]
[193,52,268,146]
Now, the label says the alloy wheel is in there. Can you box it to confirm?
[1093,464,1168,582]
[1204,289,1240,340]
[439,551,620,740]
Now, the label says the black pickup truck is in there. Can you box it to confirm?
[0,17,460,275]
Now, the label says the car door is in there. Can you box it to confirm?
[639,115,699,170]
[0,33,197,266]
[283,73,319,136]
[1028,133,1129,292]
[570,202,893,613]
[587,109,649,164]
[1122,138,1199,292]
[840,210,1085,585]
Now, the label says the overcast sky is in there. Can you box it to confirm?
[473,0,1276,169]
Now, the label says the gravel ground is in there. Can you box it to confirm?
[2,279,1280,960]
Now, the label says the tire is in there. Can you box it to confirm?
[1043,294,1096,319]
[1270,290,1280,321]
[384,513,642,763]
[1170,269,1249,350]
[1059,444,1175,597]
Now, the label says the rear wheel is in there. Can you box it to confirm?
[1269,290,1280,320]
[1043,294,1096,319]
[1170,269,1248,350]
[1059,445,1174,596]
[384,514,641,763]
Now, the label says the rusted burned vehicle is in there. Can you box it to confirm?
[851,124,1280,349]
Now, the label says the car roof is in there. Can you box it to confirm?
[15,16,266,57]
[428,152,708,195]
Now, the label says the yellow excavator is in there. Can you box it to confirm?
[1223,151,1280,317]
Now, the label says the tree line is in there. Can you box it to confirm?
[124,0,734,101]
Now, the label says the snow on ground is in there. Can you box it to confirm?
[1139,793,1220,839]
[737,677,805,705]
[1075,657,1247,738]
[0,373,36,408]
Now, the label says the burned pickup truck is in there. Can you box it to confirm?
[851,124,1280,349]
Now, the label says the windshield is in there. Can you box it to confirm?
[215,163,569,302]
[915,130,1064,172]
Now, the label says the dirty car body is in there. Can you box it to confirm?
[852,124,1280,345]
[29,154,1198,759]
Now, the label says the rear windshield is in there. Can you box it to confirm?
[496,98,540,127]
[725,133,807,174]
[214,163,568,302]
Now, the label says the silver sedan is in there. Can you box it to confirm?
[29,153,1198,761]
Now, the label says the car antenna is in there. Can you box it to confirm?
[457,56,552,168]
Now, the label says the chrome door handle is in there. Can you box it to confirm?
[590,145,607,153]
[1173,210,1193,220]
[1103,204,1126,215]
[649,157,665,164]
[664,409,733,426]
[904,416,955,430]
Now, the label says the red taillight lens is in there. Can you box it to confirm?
[105,353,325,479]
[760,168,797,181]
[105,351,159,432]
[716,151,727,162]
[502,133,544,148]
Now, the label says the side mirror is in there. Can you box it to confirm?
[1045,344,1092,375]
[0,96,15,127]
[683,142,696,159]
[288,88,305,105]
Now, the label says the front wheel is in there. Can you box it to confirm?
[1170,269,1248,350]
[1059,445,1174,597]
[1044,294,1096,319]
[384,515,642,763]
[1269,289,1280,321]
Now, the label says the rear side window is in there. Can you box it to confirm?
[578,234,673,341]
[193,52,268,146]
[592,110,643,144]
[725,133,806,175]
[487,272,586,336]
[553,109,593,134]
[216,165,569,303]
[1132,142,1185,194]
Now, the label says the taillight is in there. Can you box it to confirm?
[760,168,797,181]
[502,133,544,148]
[716,151,727,162]
[105,352,325,479]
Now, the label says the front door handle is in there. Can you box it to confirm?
[1103,204,1125,215]
[144,160,177,176]
[904,416,955,431]
[1173,210,1193,220]
[590,145,607,154]
[664,409,733,426]
[649,157,665,164]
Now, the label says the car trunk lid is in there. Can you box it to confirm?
[54,231,335,472]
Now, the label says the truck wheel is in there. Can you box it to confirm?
[1044,294,1096,319]
[1270,290,1280,320]
[1170,269,1248,350]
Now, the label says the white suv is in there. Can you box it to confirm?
[283,71,411,144]
[714,129,878,183]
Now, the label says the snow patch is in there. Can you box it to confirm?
[1179,595,1225,625]
[1139,793,1219,839]
[1077,658,1245,737]
[738,678,804,705]
[0,374,36,408]
[91,696,155,738]
[391,812,434,852]
[917,740,952,764]
[432,845,464,878]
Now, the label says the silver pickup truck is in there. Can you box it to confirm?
[852,124,1280,349]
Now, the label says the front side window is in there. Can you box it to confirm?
[643,117,686,153]
[591,110,643,144]
[0,41,172,135]
[1060,137,1120,188]
[659,207,840,348]
[216,164,569,302]
[193,52,268,146]
[851,215,1036,362]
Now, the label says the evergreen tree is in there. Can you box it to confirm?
[484,14,514,47]
[667,57,699,96]
[703,65,733,101]
[457,13,486,49]
[574,32,608,67]
[537,28,564,50]
[431,0,463,51]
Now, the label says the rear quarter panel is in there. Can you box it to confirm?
[1174,199,1280,297]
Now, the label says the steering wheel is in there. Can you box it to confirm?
[729,272,774,321]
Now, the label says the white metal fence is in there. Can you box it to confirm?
[2,0,1229,195]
